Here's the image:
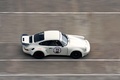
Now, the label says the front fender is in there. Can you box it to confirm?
[68,48,84,57]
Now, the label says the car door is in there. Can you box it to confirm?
[39,40,68,55]
[48,40,68,55]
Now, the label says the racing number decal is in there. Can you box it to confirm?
[53,47,61,53]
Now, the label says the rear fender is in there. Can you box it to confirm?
[31,48,48,56]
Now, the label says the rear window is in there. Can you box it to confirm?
[29,36,32,43]
[34,32,44,42]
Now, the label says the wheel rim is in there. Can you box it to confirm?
[73,53,79,58]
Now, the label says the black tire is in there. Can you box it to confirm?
[33,51,45,59]
[70,51,82,59]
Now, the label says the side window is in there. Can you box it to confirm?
[39,40,56,46]
[39,40,63,46]
[55,40,63,46]
[39,41,51,46]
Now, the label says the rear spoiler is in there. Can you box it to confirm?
[21,34,30,46]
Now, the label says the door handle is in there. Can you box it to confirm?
[49,48,53,49]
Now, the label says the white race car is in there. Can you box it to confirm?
[21,30,90,59]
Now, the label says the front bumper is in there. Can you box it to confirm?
[83,40,90,56]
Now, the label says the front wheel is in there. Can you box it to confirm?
[70,51,82,59]
[33,51,45,59]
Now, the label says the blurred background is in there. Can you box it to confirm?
[0,13,120,59]
[0,0,120,80]
[1,0,120,12]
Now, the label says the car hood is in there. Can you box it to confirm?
[67,35,86,48]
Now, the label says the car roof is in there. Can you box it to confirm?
[44,30,62,41]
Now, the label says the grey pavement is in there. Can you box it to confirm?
[0,76,120,80]
[1,0,120,12]
[0,13,120,59]
[0,13,120,43]
[1,0,120,79]
[0,61,120,74]
[0,13,120,79]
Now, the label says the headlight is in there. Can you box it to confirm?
[84,48,87,51]
[82,47,86,51]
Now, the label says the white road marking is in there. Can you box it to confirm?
[0,59,120,62]
[0,74,120,76]
[0,12,120,14]
[0,42,19,43]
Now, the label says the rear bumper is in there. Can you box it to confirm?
[22,46,31,54]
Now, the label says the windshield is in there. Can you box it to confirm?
[34,32,44,42]
[62,33,68,46]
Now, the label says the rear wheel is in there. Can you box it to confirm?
[70,51,82,59]
[33,51,45,59]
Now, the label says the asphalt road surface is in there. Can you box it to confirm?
[0,13,120,59]
[0,13,120,80]
[1,0,120,12]
[1,1,120,79]
[0,76,120,80]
